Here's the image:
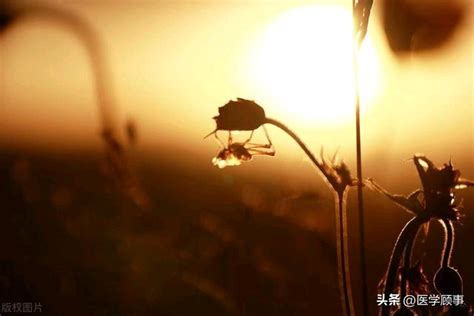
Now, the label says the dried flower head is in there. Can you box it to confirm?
[413,155,473,220]
[319,149,357,195]
[206,98,267,137]
[368,155,473,221]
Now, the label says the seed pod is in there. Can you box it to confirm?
[434,266,463,295]
[212,98,266,132]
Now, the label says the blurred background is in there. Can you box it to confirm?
[0,0,472,315]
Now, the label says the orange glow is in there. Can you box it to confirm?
[245,5,380,125]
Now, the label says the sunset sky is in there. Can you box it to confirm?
[1,2,473,315]
[0,0,472,177]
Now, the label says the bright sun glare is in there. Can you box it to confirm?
[246,5,380,125]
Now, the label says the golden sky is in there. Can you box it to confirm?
[0,0,472,177]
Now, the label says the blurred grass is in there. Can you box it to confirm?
[0,148,340,315]
[0,147,472,315]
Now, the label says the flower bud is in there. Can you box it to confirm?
[434,266,463,295]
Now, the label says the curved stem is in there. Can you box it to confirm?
[264,118,324,174]
[440,219,454,268]
[265,117,354,316]
[1,4,149,205]
[4,4,118,138]
[380,215,429,316]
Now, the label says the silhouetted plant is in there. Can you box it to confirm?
[0,2,148,207]
[207,98,357,316]
[353,0,374,312]
[206,3,377,315]
[367,155,474,316]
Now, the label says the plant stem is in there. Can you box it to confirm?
[265,118,354,316]
[351,3,368,314]
[1,4,151,205]
[440,219,454,268]
[400,226,420,299]
[264,118,324,174]
[336,191,356,316]
[381,215,429,316]
[3,3,118,139]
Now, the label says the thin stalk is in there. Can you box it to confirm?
[400,228,418,298]
[381,215,429,316]
[440,219,454,268]
[1,4,150,205]
[351,2,368,314]
[336,190,356,316]
[265,118,354,316]
[395,230,418,316]
[264,118,325,174]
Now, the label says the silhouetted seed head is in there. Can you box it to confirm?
[212,143,253,169]
[207,98,266,136]
[319,149,357,194]
[370,156,473,220]
[434,266,463,295]
[413,155,473,220]
[393,307,415,316]
[401,261,429,295]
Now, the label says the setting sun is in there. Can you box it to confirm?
[246,5,380,125]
